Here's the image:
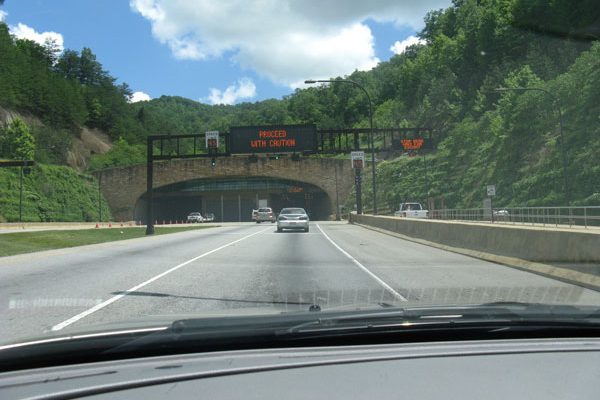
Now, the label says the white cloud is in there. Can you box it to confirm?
[130,0,450,87]
[390,35,426,55]
[9,22,64,53]
[129,91,152,103]
[0,10,7,22]
[205,78,256,105]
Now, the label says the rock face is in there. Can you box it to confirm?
[66,128,112,171]
[0,106,112,171]
[0,106,40,128]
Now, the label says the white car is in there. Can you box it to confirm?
[394,203,429,219]
[186,212,204,223]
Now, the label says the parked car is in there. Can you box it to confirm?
[277,207,309,232]
[251,209,258,221]
[493,209,510,221]
[203,212,215,222]
[394,202,429,218]
[186,212,204,223]
[256,207,276,223]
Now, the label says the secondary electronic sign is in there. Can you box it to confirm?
[229,124,317,154]
[401,138,424,150]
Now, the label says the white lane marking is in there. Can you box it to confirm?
[51,227,271,331]
[316,224,407,302]
[0,327,168,351]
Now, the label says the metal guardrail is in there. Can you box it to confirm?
[428,206,600,228]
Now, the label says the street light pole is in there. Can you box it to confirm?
[98,174,102,222]
[305,79,378,214]
[19,165,23,222]
[494,87,569,205]
[334,163,341,221]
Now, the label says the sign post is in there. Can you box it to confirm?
[486,185,496,223]
[351,151,365,214]
[145,138,154,235]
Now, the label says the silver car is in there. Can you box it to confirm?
[277,207,309,232]
[256,207,276,223]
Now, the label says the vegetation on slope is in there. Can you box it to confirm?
[1,0,598,218]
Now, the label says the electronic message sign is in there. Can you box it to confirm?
[229,124,316,154]
[401,138,424,150]
[393,138,434,151]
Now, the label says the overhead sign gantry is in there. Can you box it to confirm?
[144,125,436,234]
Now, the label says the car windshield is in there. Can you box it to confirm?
[402,204,422,211]
[0,0,599,372]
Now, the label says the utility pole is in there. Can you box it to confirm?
[145,137,155,235]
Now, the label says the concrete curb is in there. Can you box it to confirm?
[352,221,600,292]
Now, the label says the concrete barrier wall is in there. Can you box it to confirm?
[350,214,599,263]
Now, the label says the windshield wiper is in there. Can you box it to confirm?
[281,302,600,334]
[1,302,598,372]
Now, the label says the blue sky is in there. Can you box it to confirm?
[0,0,449,104]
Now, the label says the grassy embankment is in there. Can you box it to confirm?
[0,226,215,257]
[0,163,112,223]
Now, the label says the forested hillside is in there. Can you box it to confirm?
[1,0,599,222]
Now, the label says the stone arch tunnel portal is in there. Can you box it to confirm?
[134,176,332,223]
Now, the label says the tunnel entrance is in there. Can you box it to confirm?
[134,177,332,223]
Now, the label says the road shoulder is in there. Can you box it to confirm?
[352,222,600,292]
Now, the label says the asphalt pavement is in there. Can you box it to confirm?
[1,221,599,344]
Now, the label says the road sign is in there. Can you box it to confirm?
[486,185,496,197]
[400,138,425,150]
[229,124,316,154]
[205,131,219,149]
[351,151,365,169]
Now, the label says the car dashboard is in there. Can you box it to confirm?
[1,338,598,399]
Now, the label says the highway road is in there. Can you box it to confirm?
[1,221,599,344]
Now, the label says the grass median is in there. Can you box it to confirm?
[0,226,217,257]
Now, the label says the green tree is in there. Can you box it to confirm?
[1,118,35,160]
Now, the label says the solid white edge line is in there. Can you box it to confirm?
[0,327,168,351]
[316,224,407,302]
[51,227,271,331]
